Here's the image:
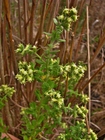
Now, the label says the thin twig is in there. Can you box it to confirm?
[90,122,101,131]
[0,0,5,84]
[9,98,24,108]
[86,5,91,124]
[39,133,49,140]
[80,62,105,91]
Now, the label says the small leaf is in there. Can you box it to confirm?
[36,59,44,64]
[53,18,58,25]
[58,39,66,42]
[37,115,45,125]
[44,32,51,36]
[23,135,29,140]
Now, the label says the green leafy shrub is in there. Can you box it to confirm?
[15,7,98,140]
[0,7,97,140]
[0,85,15,109]
[0,85,15,138]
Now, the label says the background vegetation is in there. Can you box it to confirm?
[0,0,105,139]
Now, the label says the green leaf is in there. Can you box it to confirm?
[44,32,51,36]
[35,90,42,100]
[37,115,45,125]
[23,135,29,140]
[58,39,66,42]
[53,18,58,25]
[36,59,44,64]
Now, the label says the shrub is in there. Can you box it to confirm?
[15,8,97,140]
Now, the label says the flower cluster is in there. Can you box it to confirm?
[0,84,15,97]
[16,61,35,84]
[57,8,78,30]
[79,94,89,103]
[72,105,88,118]
[60,62,87,86]
[59,120,97,140]
[69,121,97,140]
[16,44,37,56]
[44,89,64,108]
[70,62,86,80]
[60,64,71,78]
